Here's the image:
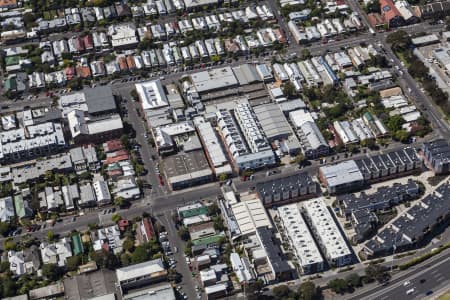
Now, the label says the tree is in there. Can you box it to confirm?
[345,273,362,288]
[4,239,16,251]
[137,38,151,51]
[178,226,190,241]
[90,250,119,269]
[386,30,411,52]
[42,263,62,281]
[328,278,348,294]
[218,173,228,181]
[120,134,130,150]
[208,203,220,216]
[131,246,149,263]
[213,216,225,231]
[130,89,138,100]
[0,221,10,237]
[300,49,311,60]
[67,255,82,272]
[0,261,10,273]
[365,0,380,13]
[393,129,410,143]
[0,276,16,297]
[365,264,386,282]
[122,239,135,252]
[408,61,428,79]
[298,281,318,300]
[47,230,55,242]
[23,12,36,26]
[386,115,406,132]
[282,81,298,98]
[273,285,290,298]
[79,171,92,181]
[114,196,126,208]
[120,253,131,266]
[111,213,122,223]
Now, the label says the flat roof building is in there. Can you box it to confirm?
[256,172,317,206]
[123,283,175,300]
[319,160,364,194]
[116,259,167,293]
[364,181,450,257]
[422,139,450,175]
[163,150,213,190]
[234,103,271,154]
[136,80,169,111]
[301,198,352,267]
[193,117,232,176]
[190,67,238,94]
[278,204,325,274]
[253,103,297,142]
[230,193,272,238]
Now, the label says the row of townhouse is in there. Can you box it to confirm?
[288,15,363,44]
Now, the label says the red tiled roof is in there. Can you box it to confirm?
[126,56,136,69]
[108,169,123,177]
[76,66,91,78]
[380,0,401,21]
[141,218,155,241]
[368,13,386,27]
[65,67,76,80]
[83,35,94,49]
[112,150,129,157]
[104,154,129,165]
[118,57,128,70]
[104,139,123,152]
[74,36,85,52]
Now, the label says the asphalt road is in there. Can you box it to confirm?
[347,249,450,300]
[158,211,200,300]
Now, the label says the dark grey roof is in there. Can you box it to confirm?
[379,154,394,169]
[256,227,291,274]
[364,181,450,256]
[84,86,116,115]
[403,147,420,163]
[256,172,315,197]
[340,179,419,213]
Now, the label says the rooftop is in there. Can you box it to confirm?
[320,160,364,188]
[190,67,238,93]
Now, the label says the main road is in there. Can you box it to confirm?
[346,249,450,300]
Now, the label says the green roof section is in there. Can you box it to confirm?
[5,55,19,66]
[191,233,224,246]
[14,194,25,219]
[364,112,374,121]
[72,234,83,255]
[4,78,17,91]
[180,206,209,219]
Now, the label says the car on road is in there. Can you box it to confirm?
[425,290,433,296]
[403,281,411,286]
[406,288,415,295]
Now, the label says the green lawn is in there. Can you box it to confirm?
[438,291,450,300]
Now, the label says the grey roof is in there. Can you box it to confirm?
[84,86,116,115]
[253,103,293,140]
[163,150,212,183]
[63,269,117,300]
[339,179,419,214]
[298,121,328,151]
[364,181,450,256]
[256,227,292,274]
[256,172,315,197]
[278,99,307,113]
[320,160,364,188]
[232,64,261,85]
